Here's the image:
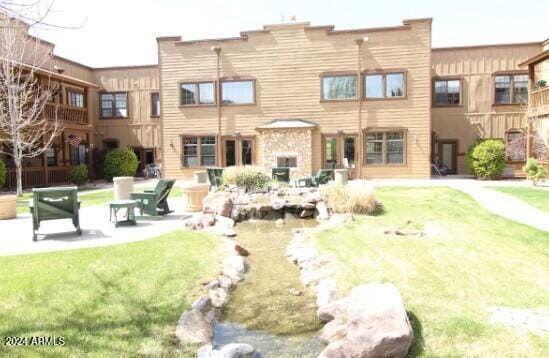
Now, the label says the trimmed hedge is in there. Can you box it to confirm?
[70,164,88,186]
[0,159,6,189]
[222,166,270,191]
[468,139,506,179]
[103,148,138,181]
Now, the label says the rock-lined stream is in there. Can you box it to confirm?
[213,218,323,357]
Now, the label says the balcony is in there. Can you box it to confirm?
[530,86,549,114]
[44,103,89,125]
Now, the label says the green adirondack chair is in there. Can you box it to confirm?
[296,169,334,187]
[272,167,290,183]
[30,186,81,241]
[130,179,176,216]
[206,167,224,188]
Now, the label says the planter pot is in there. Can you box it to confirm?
[113,176,134,200]
[181,183,210,212]
[0,195,17,220]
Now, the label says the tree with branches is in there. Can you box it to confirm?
[0,1,63,195]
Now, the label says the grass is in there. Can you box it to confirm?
[0,229,217,357]
[15,186,182,214]
[314,187,549,357]
[487,186,549,213]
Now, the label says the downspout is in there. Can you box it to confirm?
[212,46,222,166]
[355,38,364,178]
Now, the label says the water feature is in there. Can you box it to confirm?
[213,218,323,357]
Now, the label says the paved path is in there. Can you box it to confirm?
[0,197,192,256]
[370,178,549,233]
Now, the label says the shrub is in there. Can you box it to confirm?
[103,148,138,181]
[321,181,378,215]
[222,166,270,191]
[468,139,506,179]
[0,159,6,189]
[523,158,547,185]
[465,139,482,175]
[70,164,88,186]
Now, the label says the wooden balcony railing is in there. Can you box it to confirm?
[530,86,549,115]
[5,166,73,190]
[44,103,88,125]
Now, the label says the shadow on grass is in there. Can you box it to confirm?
[407,311,424,357]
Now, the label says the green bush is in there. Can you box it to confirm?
[523,158,547,184]
[103,148,138,181]
[0,159,6,189]
[468,139,506,179]
[465,139,482,175]
[222,166,270,191]
[70,164,88,186]
[321,181,378,215]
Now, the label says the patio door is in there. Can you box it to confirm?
[322,134,358,178]
[438,140,457,174]
[222,137,255,167]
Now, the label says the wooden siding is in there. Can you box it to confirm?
[432,43,542,174]
[159,20,432,179]
[92,67,161,152]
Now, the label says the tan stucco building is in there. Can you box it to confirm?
[2,18,548,188]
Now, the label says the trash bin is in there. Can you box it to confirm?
[0,195,17,220]
[334,169,348,185]
[181,183,210,212]
[194,170,208,184]
[113,176,134,200]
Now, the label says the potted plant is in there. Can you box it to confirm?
[0,159,17,220]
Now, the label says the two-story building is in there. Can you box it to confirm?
[2,17,547,189]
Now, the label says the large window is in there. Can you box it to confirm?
[67,90,84,108]
[182,136,216,167]
[180,82,215,106]
[322,75,357,100]
[365,131,405,165]
[100,92,127,118]
[364,72,405,99]
[221,80,254,104]
[150,92,160,116]
[47,147,57,166]
[434,79,461,105]
[494,74,528,104]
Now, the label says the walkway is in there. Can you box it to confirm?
[370,178,549,233]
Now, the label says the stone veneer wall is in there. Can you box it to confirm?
[260,129,313,179]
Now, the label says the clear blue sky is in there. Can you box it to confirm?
[31,0,549,67]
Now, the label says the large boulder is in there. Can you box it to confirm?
[318,283,414,358]
[203,191,231,214]
[218,343,255,357]
[175,309,213,345]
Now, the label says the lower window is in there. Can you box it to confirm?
[365,131,405,165]
[182,136,216,167]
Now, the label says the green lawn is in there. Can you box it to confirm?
[487,186,549,213]
[0,230,217,357]
[314,187,549,357]
[16,186,182,214]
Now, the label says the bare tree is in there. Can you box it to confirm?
[0,2,61,195]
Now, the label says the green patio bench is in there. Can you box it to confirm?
[207,167,224,188]
[130,179,176,216]
[272,167,290,183]
[30,186,81,241]
[295,169,334,187]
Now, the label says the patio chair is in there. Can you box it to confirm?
[206,167,224,188]
[130,179,176,216]
[272,167,290,183]
[30,186,81,241]
[295,168,334,187]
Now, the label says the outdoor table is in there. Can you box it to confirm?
[108,199,138,227]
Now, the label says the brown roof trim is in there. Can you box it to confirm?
[519,49,549,67]
[93,64,158,71]
[402,17,433,24]
[6,59,99,88]
[156,35,182,42]
[433,41,542,52]
[53,55,94,70]
[175,36,248,45]
[327,24,410,35]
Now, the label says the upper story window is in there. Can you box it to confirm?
[180,82,215,106]
[434,79,461,106]
[100,92,127,119]
[322,75,357,100]
[221,80,255,104]
[150,92,160,116]
[494,74,528,105]
[67,90,84,108]
[364,72,405,99]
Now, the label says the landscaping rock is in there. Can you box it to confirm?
[316,201,330,220]
[317,297,348,322]
[234,244,250,256]
[319,318,347,343]
[222,228,237,237]
[175,309,213,345]
[215,215,235,228]
[288,288,303,296]
[192,296,212,313]
[318,283,414,358]
[223,256,247,274]
[209,287,230,308]
[302,202,316,210]
[271,199,285,211]
[205,279,220,290]
[203,192,231,214]
[218,276,235,291]
[315,278,337,308]
[197,344,215,358]
[218,343,255,358]
[299,209,314,218]
[201,214,216,227]
[218,198,234,218]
